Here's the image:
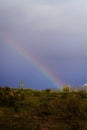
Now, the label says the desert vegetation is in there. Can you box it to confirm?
[0,86,87,130]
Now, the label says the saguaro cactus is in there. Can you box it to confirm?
[20,80,24,89]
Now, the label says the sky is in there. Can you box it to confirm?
[0,0,87,89]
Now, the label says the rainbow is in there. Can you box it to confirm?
[1,34,64,89]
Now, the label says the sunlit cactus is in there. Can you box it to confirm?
[73,87,78,92]
[20,80,24,89]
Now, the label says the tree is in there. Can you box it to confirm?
[63,84,71,92]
